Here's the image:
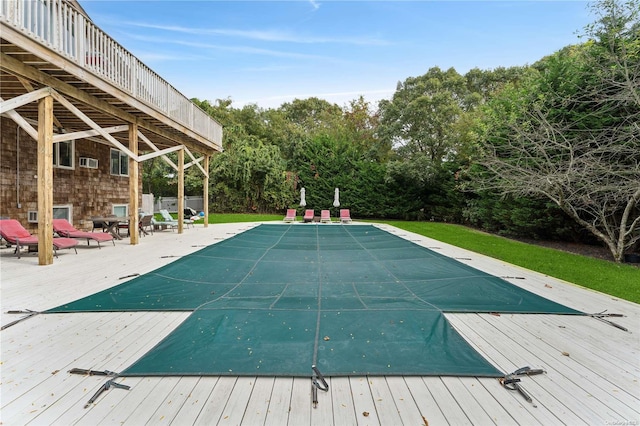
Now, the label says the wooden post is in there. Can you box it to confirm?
[128,123,139,244]
[177,147,184,234]
[37,95,54,265]
[203,155,209,228]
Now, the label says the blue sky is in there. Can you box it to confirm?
[81,1,593,109]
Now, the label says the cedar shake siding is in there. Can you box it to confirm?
[1,116,141,232]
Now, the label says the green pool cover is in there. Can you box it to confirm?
[48,224,582,377]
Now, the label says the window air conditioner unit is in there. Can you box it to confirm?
[79,157,98,169]
[28,211,38,223]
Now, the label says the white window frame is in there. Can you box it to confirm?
[110,149,129,176]
[53,204,73,222]
[112,204,128,218]
[53,140,74,169]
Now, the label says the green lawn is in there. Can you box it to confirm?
[204,214,640,304]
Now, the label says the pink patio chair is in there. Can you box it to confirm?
[303,209,315,223]
[283,209,296,223]
[320,210,332,223]
[340,209,352,224]
[53,219,115,248]
[0,219,78,259]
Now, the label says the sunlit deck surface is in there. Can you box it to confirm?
[1,222,638,425]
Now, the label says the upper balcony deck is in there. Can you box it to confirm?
[0,0,222,154]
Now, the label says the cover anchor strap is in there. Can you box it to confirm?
[589,311,627,332]
[500,366,545,405]
[311,365,329,408]
[68,368,130,408]
[84,378,130,409]
[1,310,40,330]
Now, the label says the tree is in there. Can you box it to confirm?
[209,137,293,213]
[474,0,640,262]
[378,67,472,163]
[343,96,389,161]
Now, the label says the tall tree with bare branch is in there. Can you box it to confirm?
[475,0,639,262]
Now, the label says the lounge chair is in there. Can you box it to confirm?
[283,209,296,223]
[139,214,154,236]
[53,219,115,248]
[0,219,78,259]
[303,209,315,223]
[320,210,332,223]
[160,209,193,228]
[152,212,178,231]
[340,209,352,224]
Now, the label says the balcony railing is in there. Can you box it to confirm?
[0,0,222,148]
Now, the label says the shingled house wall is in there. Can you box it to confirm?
[1,117,142,233]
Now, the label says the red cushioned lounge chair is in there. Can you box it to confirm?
[303,209,315,223]
[320,210,331,223]
[53,218,115,248]
[283,209,296,223]
[340,209,352,224]
[0,219,78,259]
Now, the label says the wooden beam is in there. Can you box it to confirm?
[178,148,184,234]
[129,123,139,245]
[52,124,129,143]
[204,155,209,228]
[184,146,208,176]
[16,76,63,129]
[138,130,178,170]
[49,89,137,159]
[0,52,218,155]
[0,99,38,140]
[0,86,52,114]
[37,95,54,265]
[184,157,204,170]
[137,145,183,163]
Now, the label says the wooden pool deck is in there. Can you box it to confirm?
[1,222,638,425]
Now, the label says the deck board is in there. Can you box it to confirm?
[348,377,380,426]
[241,376,275,425]
[383,376,425,426]
[264,376,294,426]
[193,376,238,425]
[169,377,217,425]
[422,377,472,425]
[367,377,403,425]
[151,376,202,424]
[2,222,638,425]
[329,377,358,426]
[221,376,258,424]
[286,377,312,426]
[454,377,520,424]
[401,376,449,425]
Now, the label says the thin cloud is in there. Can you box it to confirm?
[118,20,390,46]
[123,32,352,62]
